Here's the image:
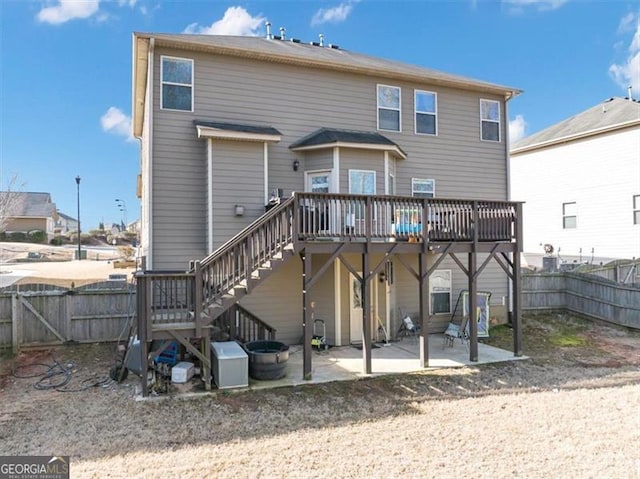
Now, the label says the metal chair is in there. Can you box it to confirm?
[398,314,420,341]
[443,316,469,350]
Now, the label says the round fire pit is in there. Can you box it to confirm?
[244,340,290,380]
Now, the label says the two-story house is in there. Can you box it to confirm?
[0,191,58,240]
[511,97,640,261]
[132,31,523,394]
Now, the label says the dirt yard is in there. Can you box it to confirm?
[1,314,639,478]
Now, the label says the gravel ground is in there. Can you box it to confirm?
[0,314,639,478]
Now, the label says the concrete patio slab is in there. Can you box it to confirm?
[247,334,527,391]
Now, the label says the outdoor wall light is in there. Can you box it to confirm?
[292,160,300,172]
[234,205,245,216]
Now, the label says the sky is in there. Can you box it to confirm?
[1,0,638,230]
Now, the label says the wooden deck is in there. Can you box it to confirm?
[136,192,523,396]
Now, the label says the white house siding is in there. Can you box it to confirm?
[511,127,640,259]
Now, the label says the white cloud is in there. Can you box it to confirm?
[502,0,568,12]
[183,6,265,36]
[509,115,527,143]
[101,107,134,142]
[37,0,101,25]
[311,0,359,26]
[617,12,637,34]
[609,15,640,95]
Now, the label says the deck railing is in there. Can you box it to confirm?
[294,193,519,243]
[137,193,521,341]
[212,304,277,343]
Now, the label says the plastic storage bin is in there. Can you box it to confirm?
[211,341,249,389]
[171,361,195,383]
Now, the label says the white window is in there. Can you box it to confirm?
[377,85,401,132]
[415,90,437,135]
[388,173,395,196]
[161,56,193,111]
[480,99,500,142]
[562,202,577,229]
[349,170,376,195]
[412,178,435,198]
[430,270,451,314]
[634,195,640,225]
[307,171,331,193]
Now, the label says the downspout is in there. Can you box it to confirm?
[264,142,269,204]
[147,37,155,269]
[208,138,214,253]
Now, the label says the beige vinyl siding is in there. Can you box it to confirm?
[302,150,333,172]
[150,46,509,278]
[393,255,508,333]
[239,258,303,345]
[210,141,264,249]
[340,149,385,194]
[238,254,337,346]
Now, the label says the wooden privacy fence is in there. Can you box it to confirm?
[0,282,135,352]
[523,272,640,329]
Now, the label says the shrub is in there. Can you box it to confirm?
[28,230,46,243]
[9,232,27,242]
[50,236,65,246]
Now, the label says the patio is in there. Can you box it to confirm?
[247,334,527,391]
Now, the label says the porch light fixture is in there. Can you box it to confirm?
[234,204,245,216]
[292,160,300,172]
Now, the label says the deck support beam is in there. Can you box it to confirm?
[513,251,523,356]
[468,251,478,362]
[362,250,372,374]
[418,252,429,368]
[302,251,313,380]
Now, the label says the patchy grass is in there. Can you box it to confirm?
[1,314,639,478]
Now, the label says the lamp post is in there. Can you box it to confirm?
[115,199,127,231]
[75,176,81,260]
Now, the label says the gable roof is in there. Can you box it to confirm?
[133,33,522,137]
[512,97,640,154]
[290,127,407,159]
[1,192,57,218]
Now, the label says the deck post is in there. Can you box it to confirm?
[362,251,372,374]
[468,252,478,362]
[418,252,429,368]
[512,251,522,356]
[302,251,313,380]
[136,274,150,397]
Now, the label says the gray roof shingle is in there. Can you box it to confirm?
[512,97,640,152]
[193,120,281,136]
[290,128,400,149]
[137,33,521,97]
[0,192,56,218]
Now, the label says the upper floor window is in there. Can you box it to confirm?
[415,90,437,135]
[634,195,640,225]
[412,178,435,198]
[161,56,193,111]
[377,85,401,132]
[562,202,577,229]
[480,99,500,142]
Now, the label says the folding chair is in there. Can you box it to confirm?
[398,314,421,341]
[443,316,469,350]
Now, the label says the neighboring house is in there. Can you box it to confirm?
[0,191,58,239]
[54,211,78,235]
[132,32,523,392]
[511,97,640,260]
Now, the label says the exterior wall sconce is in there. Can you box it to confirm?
[292,160,300,172]
[234,204,245,216]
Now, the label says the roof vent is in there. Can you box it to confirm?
[309,41,321,46]
[319,33,324,47]
[329,44,340,50]
[265,21,272,40]
[628,86,633,101]
[290,38,301,43]
[279,27,286,41]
